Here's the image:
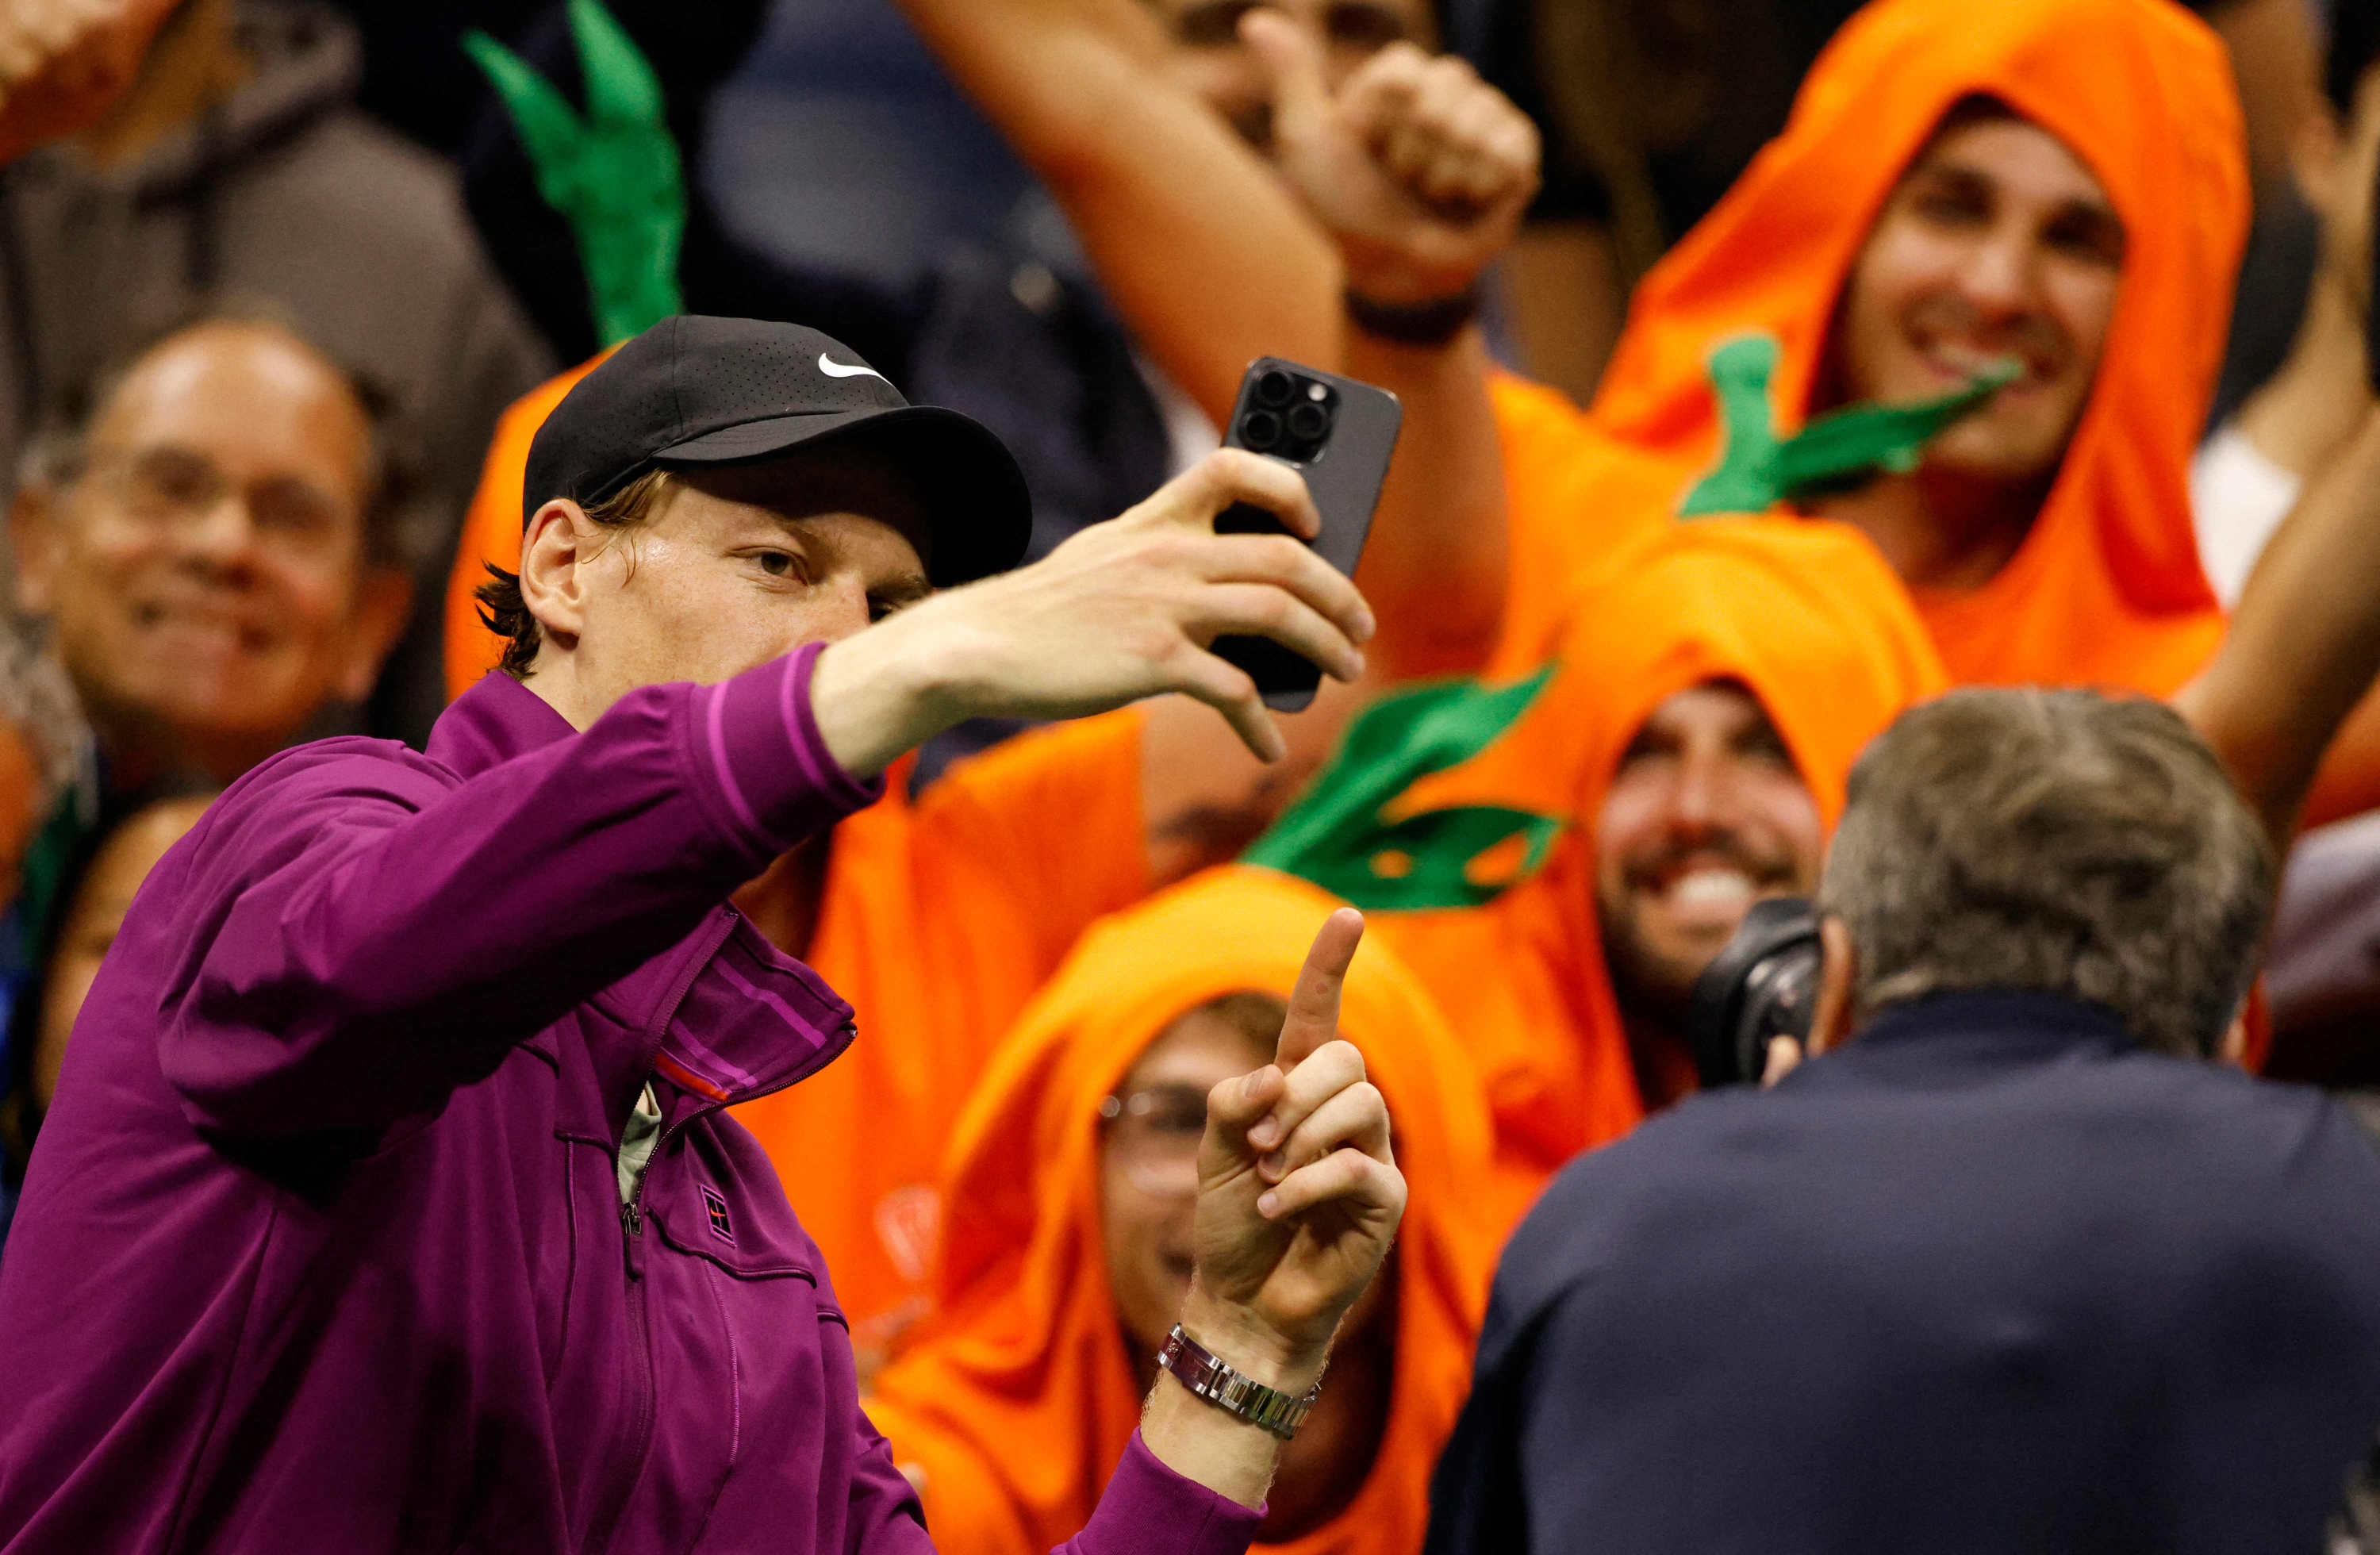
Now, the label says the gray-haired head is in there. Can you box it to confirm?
[1818,687,2273,1058]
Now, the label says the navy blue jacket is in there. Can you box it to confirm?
[1427,992,2380,1554]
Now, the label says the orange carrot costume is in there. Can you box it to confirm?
[1482,372,1672,675]
[864,866,1502,1555]
[1562,0,2246,697]
[1250,519,1950,1211]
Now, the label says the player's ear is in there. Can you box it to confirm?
[1806,914,1859,1058]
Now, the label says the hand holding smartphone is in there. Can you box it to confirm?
[1214,358,1402,712]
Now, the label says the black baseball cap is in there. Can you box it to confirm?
[522,316,1031,586]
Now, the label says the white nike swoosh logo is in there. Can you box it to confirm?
[819,353,887,382]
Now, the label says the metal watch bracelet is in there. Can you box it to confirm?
[1156,1324,1320,1442]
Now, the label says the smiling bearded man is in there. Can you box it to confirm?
[1518,0,2244,698]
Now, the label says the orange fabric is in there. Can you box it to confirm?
[733,710,1150,1352]
[865,866,1502,1555]
[1482,373,1671,676]
[1571,0,2245,697]
[1363,519,1951,1209]
[442,353,608,701]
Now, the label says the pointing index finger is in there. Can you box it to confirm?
[1276,908,1363,1072]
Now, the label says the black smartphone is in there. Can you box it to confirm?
[1213,357,1402,712]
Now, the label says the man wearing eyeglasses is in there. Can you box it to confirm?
[4,311,412,904]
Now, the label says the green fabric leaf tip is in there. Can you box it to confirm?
[463,0,687,347]
[1247,665,1567,912]
[1679,332,2018,518]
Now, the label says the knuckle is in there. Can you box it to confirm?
[1260,533,1309,570]
[1212,447,1265,485]
[1149,532,1200,570]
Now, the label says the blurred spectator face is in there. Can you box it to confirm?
[0,721,36,906]
[1097,992,1392,1376]
[1144,0,1438,151]
[33,793,210,1112]
[1100,1000,1268,1351]
[8,321,407,780]
[2294,62,2380,317]
[1832,111,2127,486]
[1595,682,1823,1017]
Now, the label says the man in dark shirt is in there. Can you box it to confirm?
[1426,687,2380,1555]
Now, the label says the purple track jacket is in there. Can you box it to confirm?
[0,647,1263,1555]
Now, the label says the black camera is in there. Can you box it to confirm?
[1685,897,1822,1088]
[1235,367,1338,463]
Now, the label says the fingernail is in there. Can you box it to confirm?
[1257,1192,1280,1219]
[1260,1150,1284,1178]
[1249,1120,1277,1150]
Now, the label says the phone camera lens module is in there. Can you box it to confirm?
[1286,402,1330,443]
[1240,409,1284,451]
[1254,370,1296,408]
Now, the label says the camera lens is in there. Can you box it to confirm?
[1286,401,1330,443]
[1239,409,1283,451]
[1253,370,1296,408]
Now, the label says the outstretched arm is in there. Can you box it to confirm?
[2175,402,2380,853]
[159,452,1370,1139]
[885,0,1341,424]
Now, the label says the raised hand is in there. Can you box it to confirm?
[1182,908,1405,1387]
[1243,8,1540,305]
[809,449,1376,776]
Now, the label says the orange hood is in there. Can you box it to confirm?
[1254,519,1949,1188]
[1583,0,2245,693]
[864,866,1499,1555]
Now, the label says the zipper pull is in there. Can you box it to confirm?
[622,1202,643,1237]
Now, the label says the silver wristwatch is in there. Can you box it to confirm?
[1156,1324,1319,1441]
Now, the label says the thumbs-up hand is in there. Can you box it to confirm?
[1242,9,1539,306]
[1182,908,1405,1390]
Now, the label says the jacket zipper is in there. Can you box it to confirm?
[585,909,862,1551]
[584,912,735,1555]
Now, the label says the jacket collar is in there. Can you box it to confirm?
[1783,990,2145,1096]
[428,671,578,778]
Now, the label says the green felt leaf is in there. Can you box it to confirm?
[1269,804,1565,912]
[1246,666,1565,911]
[463,0,686,346]
[1678,332,2018,518]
